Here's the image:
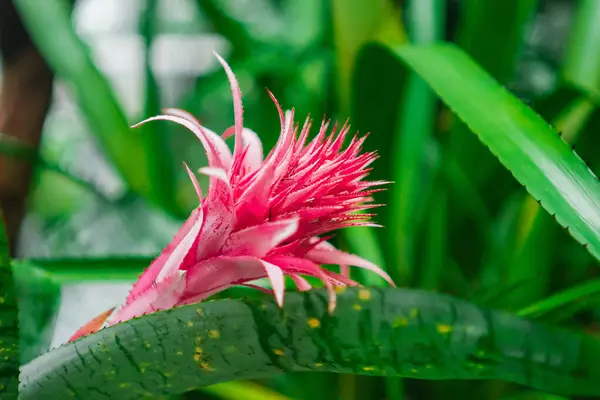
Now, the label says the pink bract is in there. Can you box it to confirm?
[69,52,394,342]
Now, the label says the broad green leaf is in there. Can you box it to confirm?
[504,97,596,306]
[0,212,18,396]
[482,96,596,310]
[378,42,600,263]
[14,0,153,199]
[20,288,600,398]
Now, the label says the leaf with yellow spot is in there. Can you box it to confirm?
[307,318,320,328]
[358,289,372,300]
[18,288,600,398]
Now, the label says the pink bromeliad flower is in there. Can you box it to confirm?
[69,53,394,342]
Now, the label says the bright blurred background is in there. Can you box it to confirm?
[2,0,600,399]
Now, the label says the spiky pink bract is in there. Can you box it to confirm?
[69,52,394,342]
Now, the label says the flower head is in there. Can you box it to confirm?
[69,53,394,342]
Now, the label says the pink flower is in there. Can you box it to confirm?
[69,53,394,342]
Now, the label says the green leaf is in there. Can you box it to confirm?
[500,392,569,400]
[448,0,539,189]
[20,288,600,398]
[481,95,596,310]
[504,96,596,306]
[13,261,61,364]
[200,380,291,400]
[0,212,18,396]
[350,43,409,285]
[341,227,387,287]
[457,0,539,84]
[0,133,113,201]
[563,0,600,94]
[517,277,600,322]
[419,185,447,291]
[378,42,600,263]
[13,257,151,283]
[281,0,327,51]
[387,0,445,285]
[196,0,282,57]
[332,0,406,115]
[138,0,178,214]
[14,0,153,199]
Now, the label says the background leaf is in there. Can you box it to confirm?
[382,42,600,263]
[14,0,153,201]
[0,212,18,396]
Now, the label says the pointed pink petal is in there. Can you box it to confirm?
[69,308,116,341]
[222,126,235,140]
[240,283,274,294]
[184,256,265,297]
[155,207,204,283]
[340,265,350,277]
[223,126,264,173]
[177,283,236,306]
[240,128,263,172]
[264,255,337,313]
[234,111,294,228]
[162,108,202,127]
[260,260,285,307]
[266,89,284,128]
[213,52,243,161]
[109,272,186,325]
[313,240,349,277]
[233,164,277,228]
[306,247,395,287]
[222,218,298,258]
[322,270,361,287]
[194,167,235,259]
[133,114,232,170]
[125,206,203,304]
[289,274,312,291]
[198,166,230,182]
[184,162,203,201]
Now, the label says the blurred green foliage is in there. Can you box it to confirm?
[3,0,600,399]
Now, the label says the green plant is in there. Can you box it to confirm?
[4,0,600,399]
